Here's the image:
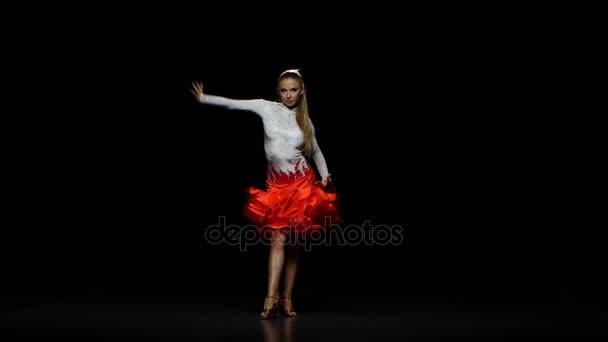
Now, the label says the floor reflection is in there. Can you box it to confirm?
[260,317,296,342]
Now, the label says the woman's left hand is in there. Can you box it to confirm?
[320,174,332,188]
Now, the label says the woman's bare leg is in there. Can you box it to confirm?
[268,230,286,297]
[262,230,286,317]
[281,243,300,314]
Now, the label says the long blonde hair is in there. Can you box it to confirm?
[278,69,313,157]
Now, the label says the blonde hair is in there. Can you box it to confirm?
[278,69,313,158]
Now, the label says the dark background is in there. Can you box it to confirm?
[3,13,604,316]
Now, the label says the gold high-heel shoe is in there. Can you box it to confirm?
[280,297,297,317]
[260,296,280,320]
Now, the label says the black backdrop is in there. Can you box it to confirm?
[4,19,604,314]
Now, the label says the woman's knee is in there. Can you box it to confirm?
[270,230,287,245]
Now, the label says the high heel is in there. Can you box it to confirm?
[260,296,280,319]
[280,297,297,317]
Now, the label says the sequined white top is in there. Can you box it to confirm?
[199,94,330,183]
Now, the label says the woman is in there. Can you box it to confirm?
[190,69,340,319]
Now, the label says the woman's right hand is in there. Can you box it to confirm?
[190,81,204,101]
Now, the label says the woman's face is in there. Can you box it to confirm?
[278,78,304,109]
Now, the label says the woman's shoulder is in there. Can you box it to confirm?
[261,100,294,112]
[246,99,286,117]
[263,99,283,107]
[244,98,276,111]
[250,99,279,107]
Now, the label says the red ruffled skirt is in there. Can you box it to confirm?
[242,167,340,232]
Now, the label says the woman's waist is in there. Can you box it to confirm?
[266,159,313,184]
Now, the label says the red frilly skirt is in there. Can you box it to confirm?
[242,167,340,232]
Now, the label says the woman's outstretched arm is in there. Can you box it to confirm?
[190,81,267,117]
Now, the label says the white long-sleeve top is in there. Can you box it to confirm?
[200,94,330,184]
